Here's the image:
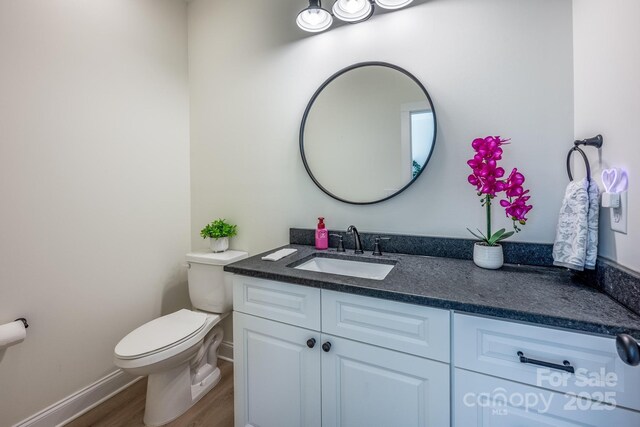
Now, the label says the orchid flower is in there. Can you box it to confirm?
[466,137,532,245]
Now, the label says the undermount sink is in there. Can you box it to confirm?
[293,256,395,280]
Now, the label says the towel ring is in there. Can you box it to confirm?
[566,146,591,182]
[566,134,603,182]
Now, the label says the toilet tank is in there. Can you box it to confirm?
[185,250,248,313]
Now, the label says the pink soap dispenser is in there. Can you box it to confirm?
[315,217,328,250]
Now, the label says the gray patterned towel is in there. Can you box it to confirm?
[553,178,600,271]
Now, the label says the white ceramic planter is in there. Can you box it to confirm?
[473,243,504,269]
[209,237,229,253]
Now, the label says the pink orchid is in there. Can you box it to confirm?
[466,137,533,242]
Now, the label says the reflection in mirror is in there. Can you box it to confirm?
[300,62,436,204]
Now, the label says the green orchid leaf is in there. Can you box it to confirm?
[467,228,487,242]
[487,228,506,245]
[476,228,489,240]
[495,231,515,241]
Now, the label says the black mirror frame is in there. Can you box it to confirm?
[299,61,437,205]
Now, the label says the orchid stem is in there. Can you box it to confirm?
[486,194,491,241]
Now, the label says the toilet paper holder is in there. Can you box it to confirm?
[0,317,29,351]
[15,318,29,329]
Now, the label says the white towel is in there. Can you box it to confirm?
[552,178,600,271]
[261,248,297,261]
[585,180,600,269]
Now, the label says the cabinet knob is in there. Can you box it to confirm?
[306,338,316,349]
[617,334,640,366]
[322,341,332,352]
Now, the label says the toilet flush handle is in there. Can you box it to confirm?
[183,263,191,269]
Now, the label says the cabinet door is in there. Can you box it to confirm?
[322,334,450,427]
[455,369,640,426]
[233,312,321,427]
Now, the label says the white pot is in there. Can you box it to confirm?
[473,243,504,269]
[209,237,229,253]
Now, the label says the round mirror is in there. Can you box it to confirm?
[300,62,437,204]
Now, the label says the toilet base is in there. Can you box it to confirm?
[143,364,222,426]
[141,324,224,426]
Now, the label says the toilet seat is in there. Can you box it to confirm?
[114,310,221,370]
[116,309,208,359]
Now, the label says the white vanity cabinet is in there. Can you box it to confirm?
[233,276,451,427]
[232,274,640,427]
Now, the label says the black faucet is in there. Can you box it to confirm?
[347,225,363,254]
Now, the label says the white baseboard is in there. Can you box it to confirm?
[14,343,233,427]
[13,369,140,427]
[218,340,233,362]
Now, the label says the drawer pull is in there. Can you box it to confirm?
[306,338,316,349]
[517,351,575,373]
[322,342,332,352]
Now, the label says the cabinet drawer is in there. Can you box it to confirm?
[322,290,450,362]
[454,313,640,411]
[233,275,320,330]
[455,369,640,426]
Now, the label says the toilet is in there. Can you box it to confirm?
[114,250,248,426]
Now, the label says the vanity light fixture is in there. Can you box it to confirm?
[332,0,373,23]
[296,0,333,33]
[375,0,414,10]
[297,0,414,33]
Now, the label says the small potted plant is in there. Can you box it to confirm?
[200,219,238,253]
[466,136,533,269]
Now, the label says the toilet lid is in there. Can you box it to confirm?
[186,250,248,266]
[115,309,207,359]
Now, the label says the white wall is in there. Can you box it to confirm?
[0,1,190,425]
[573,0,640,272]
[188,0,574,254]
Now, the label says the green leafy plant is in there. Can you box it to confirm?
[412,160,422,178]
[200,219,238,239]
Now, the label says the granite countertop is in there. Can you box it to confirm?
[224,244,640,339]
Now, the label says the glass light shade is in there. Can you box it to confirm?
[374,0,413,10]
[297,2,333,32]
[332,0,373,23]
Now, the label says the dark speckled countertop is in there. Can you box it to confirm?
[224,244,640,339]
